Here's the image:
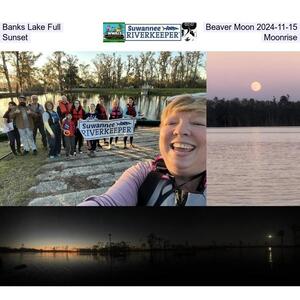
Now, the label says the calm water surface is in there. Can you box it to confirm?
[208,127,300,205]
[0,93,168,130]
[0,248,299,284]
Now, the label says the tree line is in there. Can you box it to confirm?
[208,95,300,127]
[0,51,206,94]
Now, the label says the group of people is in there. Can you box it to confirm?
[3,93,207,206]
[2,95,137,159]
[2,95,42,156]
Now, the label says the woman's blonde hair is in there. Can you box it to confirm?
[160,94,206,125]
[112,99,119,106]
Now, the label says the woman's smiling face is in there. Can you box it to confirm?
[159,110,206,177]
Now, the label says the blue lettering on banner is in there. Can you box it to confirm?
[78,119,135,140]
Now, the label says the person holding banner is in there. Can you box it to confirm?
[79,94,206,207]
[71,100,86,154]
[85,103,99,157]
[124,97,137,148]
[2,101,21,155]
[108,99,124,149]
[95,96,109,147]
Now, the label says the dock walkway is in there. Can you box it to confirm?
[28,127,159,206]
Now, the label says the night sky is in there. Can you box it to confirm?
[0,208,299,249]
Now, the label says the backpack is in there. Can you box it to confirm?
[137,157,206,206]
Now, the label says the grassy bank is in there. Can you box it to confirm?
[149,88,205,96]
[0,139,48,206]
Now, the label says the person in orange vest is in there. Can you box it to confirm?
[71,99,86,154]
[57,95,72,120]
[57,95,72,149]
[124,97,137,148]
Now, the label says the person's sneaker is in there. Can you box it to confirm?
[33,150,38,155]
[23,150,29,156]
[66,155,70,160]
[123,145,128,149]
[73,152,77,156]
[98,144,103,149]
[49,155,55,159]
[88,151,95,157]
[129,144,134,148]
[79,151,83,154]
[108,144,112,150]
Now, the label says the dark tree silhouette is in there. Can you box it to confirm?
[208,97,300,127]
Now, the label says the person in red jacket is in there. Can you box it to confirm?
[57,95,72,121]
[71,99,85,154]
[57,95,72,149]
[124,97,137,148]
[95,96,109,147]
[62,113,76,159]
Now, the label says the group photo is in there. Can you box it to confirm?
[0,51,206,206]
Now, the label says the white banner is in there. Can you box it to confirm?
[2,122,14,133]
[78,118,135,140]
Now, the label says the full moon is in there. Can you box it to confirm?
[250,81,262,92]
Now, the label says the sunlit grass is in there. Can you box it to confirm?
[0,137,48,206]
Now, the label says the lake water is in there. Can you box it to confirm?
[207,127,300,205]
[0,248,299,285]
[0,92,168,130]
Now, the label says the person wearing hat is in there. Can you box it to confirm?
[10,95,38,155]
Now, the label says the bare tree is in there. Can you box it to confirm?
[0,52,13,99]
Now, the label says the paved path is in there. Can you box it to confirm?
[28,127,159,206]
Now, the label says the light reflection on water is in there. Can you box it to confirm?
[207,127,300,205]
[0,248,299,284]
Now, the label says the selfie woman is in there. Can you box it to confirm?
[79,94,206,206]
